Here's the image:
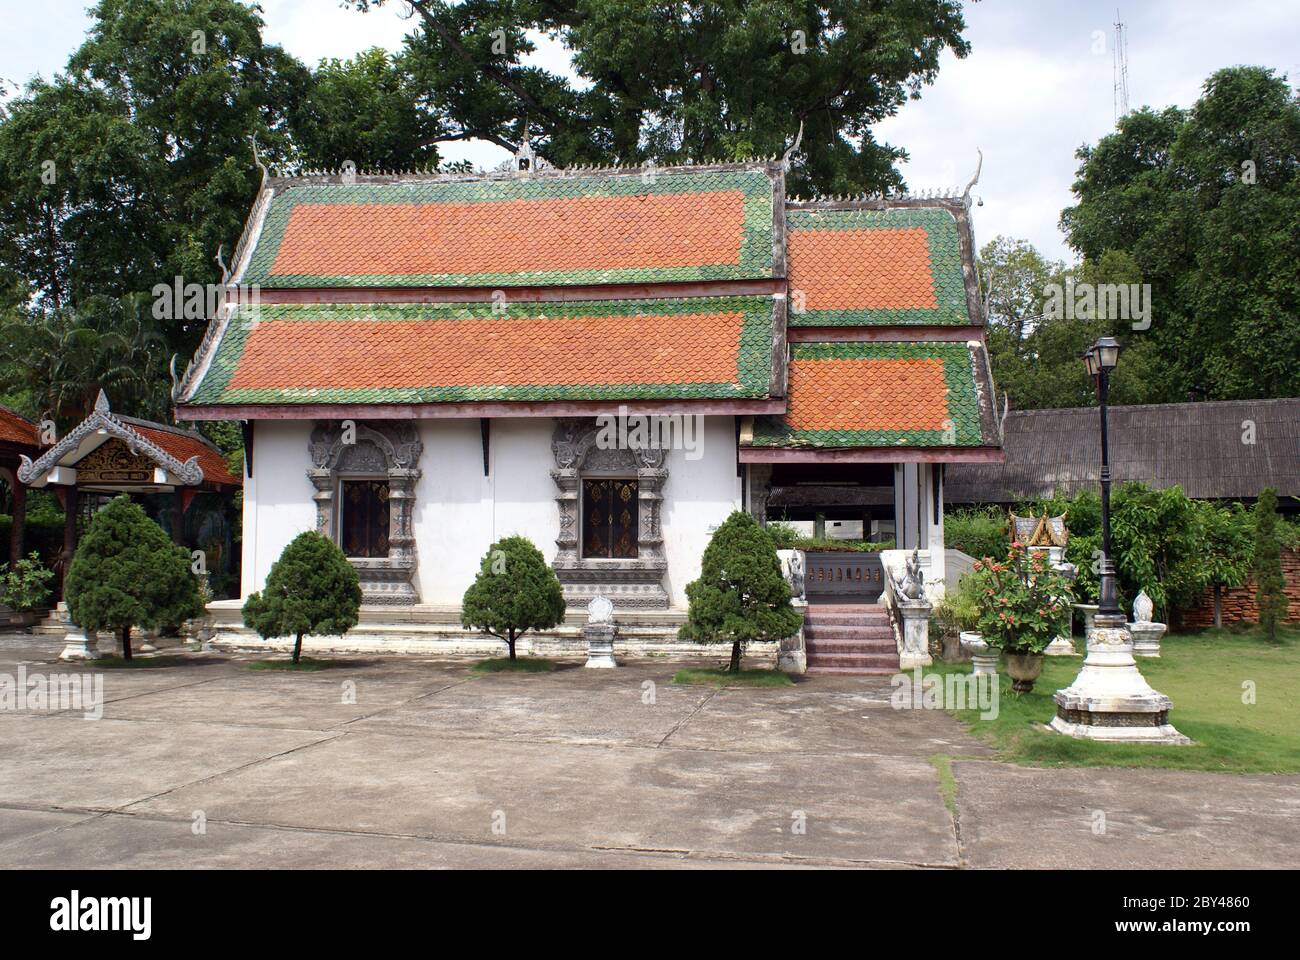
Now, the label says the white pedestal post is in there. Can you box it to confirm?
[59,625,101,662]
[897,597,932,669]
[778,598,808,674]
[583,623,617,668]
[961,631,998,676]
[1050,613,1190,743]
[1129,621,1166,657]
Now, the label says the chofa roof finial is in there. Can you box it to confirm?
[781,120,805,172]
[963,148,983,205]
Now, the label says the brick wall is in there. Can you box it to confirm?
[1179,547,1300,628]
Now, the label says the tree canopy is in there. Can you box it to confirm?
[349,0,971,195]
[1060,66,1300,403]
[460,535,566,660]
[64,495,203,659]
[680,511,802,671]
[242,531,362,663]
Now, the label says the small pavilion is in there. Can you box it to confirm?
[17,392,241,592]
[0,406,41,567]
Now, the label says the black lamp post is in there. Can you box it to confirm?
[1083,336,1122,618]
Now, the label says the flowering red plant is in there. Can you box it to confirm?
[969,544,1073,654]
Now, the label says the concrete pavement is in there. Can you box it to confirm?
[0,632,1295,869]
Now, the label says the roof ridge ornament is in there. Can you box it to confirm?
[514,130,536,176]
[962,148,983,207]
[93,389,110,415]
[780,120,804,172]
[250,136,269,189]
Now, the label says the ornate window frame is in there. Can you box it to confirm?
[551,418,669,609]
[308,421,422,605]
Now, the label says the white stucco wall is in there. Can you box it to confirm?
[241,415,743,609]
[660,417,743,605]
[240,420,317,598]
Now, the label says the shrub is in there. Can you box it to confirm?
[65,496,203,660]
[0,552,54,611]
[1025,483,1256,621]
[461,536,565,661]
[680,511,803,672]
[944,506,1009,562]
[243,531,361,663]
[968,545,1073,654]
[1252,488,1288,643]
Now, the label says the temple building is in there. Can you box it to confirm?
[173,154,1002,641]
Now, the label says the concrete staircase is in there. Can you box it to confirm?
[803,603,899,675]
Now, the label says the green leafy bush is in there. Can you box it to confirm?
[1025,483,1255,621]
[968,546,1073,654]
[0,552,54,611]
[65,496,202,660]
[243,531,361,663]
[680,511,803,672]
[461,536,565,661]
[944,507,1009,562]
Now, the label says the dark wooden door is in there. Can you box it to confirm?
[582,478,639,558]
[341,479,390,558]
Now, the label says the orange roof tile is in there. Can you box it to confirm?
[190,298,775,405]
[242,169,778,288]
[0,407,38,448]
[127,422,241,487]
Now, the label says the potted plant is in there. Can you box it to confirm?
[968,544,1073,692]
[0,552,55,627]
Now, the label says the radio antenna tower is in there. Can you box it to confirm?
[1113,11,1130,122]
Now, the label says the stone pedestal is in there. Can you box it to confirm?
[583,623,617,668]
[1129,621,1166,658]
[961,631,998,677]
[1044,635,1076,656]
[897,597,932,669]
[1050,613,1190,743]
[777,599,807,674]
[59,625,101,662]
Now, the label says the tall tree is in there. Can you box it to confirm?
[1251,488,1288,643]
[979,237,1159,410]
[349,0,971,195]
[1061,67,1300,402]
[290,48,446,171]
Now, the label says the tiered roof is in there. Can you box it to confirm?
[175,160,1001,463]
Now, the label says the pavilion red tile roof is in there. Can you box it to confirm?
[0,407,38,448]
[119,418,241,487]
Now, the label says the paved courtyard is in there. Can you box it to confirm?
[0,632,1297,869]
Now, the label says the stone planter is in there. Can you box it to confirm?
[961,631,998,677]
[1003,651,1044,693]
[1129,620,1166,658]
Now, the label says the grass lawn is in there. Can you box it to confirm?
[673,667,794,687]
[930,626,1300,774]
[247,657,338,672]
[471,657,556,673]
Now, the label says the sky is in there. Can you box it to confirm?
[2,0,1298,262]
